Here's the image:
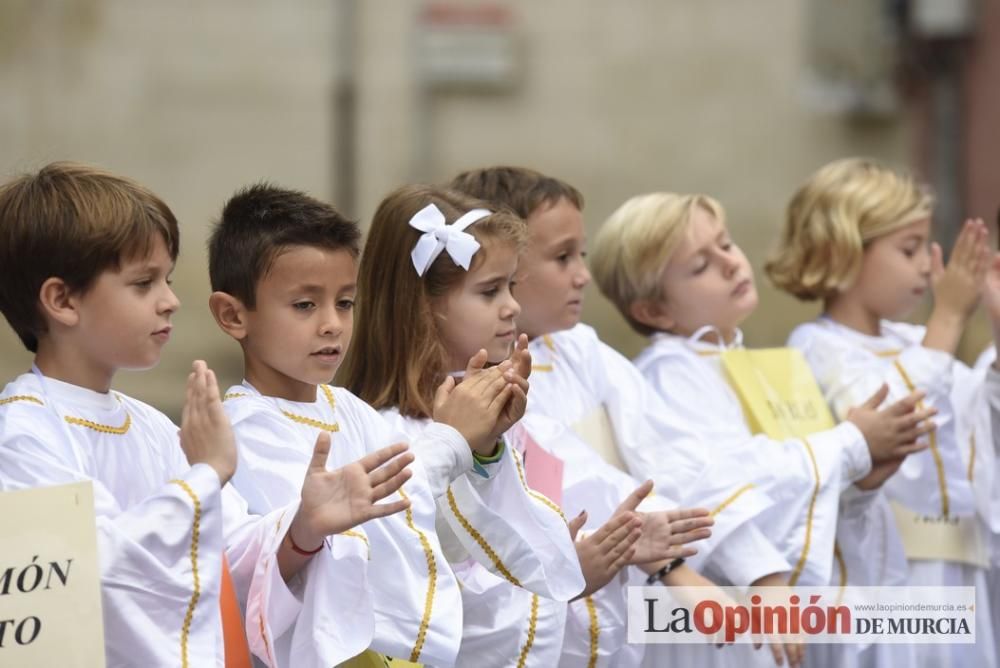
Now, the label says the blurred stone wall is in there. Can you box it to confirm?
[6,0,993,419]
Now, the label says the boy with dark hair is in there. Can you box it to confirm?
[208,183,581,666]
[0,162,414,667]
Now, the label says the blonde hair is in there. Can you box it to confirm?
[765,157,933,301]
[591,192,726,336]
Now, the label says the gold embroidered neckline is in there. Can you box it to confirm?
[2,388,130,435]
[280,384,340,432]
[64,394,131,435]
[225,384,340,431]
[532,335,556,373]
[0,394,44,407]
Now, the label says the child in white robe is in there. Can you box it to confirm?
[209,184,585,667]
[450,167,802,668]
[767,157,1000,667]
[0,163,415,667]
[976,344,1000,663]
[592,190,944,668]
[343,184,704,667]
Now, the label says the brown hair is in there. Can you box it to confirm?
[450,166,583,218]
[208,183,360,307]
[340,184,526,418]
[0,161,179,352]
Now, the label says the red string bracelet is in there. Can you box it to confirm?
[288,531,326,556]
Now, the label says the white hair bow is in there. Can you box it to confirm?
[409,203,491,276]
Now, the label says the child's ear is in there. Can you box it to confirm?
[38,277,80,328]
[629,299,674,332]
[208,291,249,341]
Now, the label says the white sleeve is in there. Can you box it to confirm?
[987,368,1000,461]
[222,488,372,668]
[834,487,909,586]
[593,344,781,570]
[452,562,567,668]
[231,400,470,666]
[711,423,869,586]
[794,328,975,519]
[702,521,791,587]
[986,367,1000,449]
[805,335,953,420]
[408,421,474,499]
[225,412,374,667]
[597,341,709,502]
[961,364,1000,533]
[387,410,584,601]
[437,437,585,601]
[561,577,631,668]
[0,433,225,667]
[378,409,475,499]
[641,350,871,582]
[650,351,872,486]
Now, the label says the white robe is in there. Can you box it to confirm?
[0,372,354,668]
[525,325,791,668]
[381,409,584,668]
[973,346,1000,540]
[510,411,671,668]
[635,330,909,667]
[789,317,997,668]
[223,383,465,667]
[975,347,1000,666]
[634,330,873,587]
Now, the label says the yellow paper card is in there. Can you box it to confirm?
[722,347,836,438]
[0,481,105,667]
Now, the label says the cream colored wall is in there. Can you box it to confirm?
[351,0,913,357]
[0,0,340,415]
[0,0,920,417]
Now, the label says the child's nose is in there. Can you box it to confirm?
[161,287,181,314]
[719,251,741,278]
[319,309,342,336]
[917,248,933,275]
[504,295,521,318]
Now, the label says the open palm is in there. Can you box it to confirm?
[633,507,713,564]
[298,434,415,538]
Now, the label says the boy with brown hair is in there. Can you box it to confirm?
[0,162,413,666]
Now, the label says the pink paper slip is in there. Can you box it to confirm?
[523,431,564,507]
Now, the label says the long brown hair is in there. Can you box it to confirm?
[340,184,525,418]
